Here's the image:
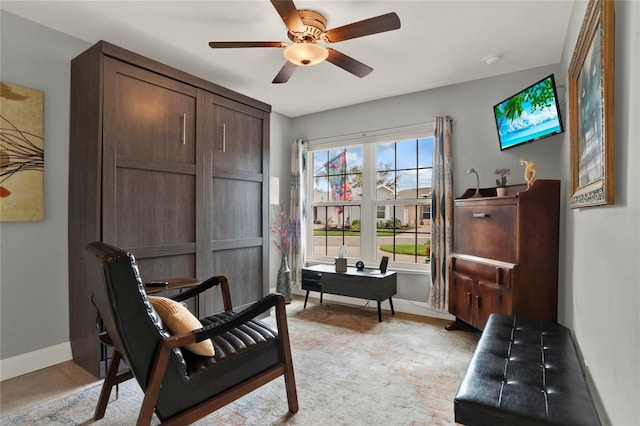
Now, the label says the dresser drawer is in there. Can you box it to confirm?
[450,255,514,288]
[454,204,516,262]
[302,270,322,292]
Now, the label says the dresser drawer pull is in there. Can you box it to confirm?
[472,213,488,218]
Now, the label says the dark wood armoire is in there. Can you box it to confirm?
[69,41,270,377]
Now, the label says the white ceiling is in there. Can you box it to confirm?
[2,1,574,118]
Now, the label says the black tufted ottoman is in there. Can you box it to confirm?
[454,314,601,426]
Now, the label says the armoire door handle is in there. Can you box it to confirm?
[181,113,186,145]
[222,123,226,153]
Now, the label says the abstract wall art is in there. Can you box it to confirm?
[0,82,44,222]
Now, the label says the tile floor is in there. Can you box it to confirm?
[0,360,99,419]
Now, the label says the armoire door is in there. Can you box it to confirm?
[198,92,268,314]
[102,57,201,281]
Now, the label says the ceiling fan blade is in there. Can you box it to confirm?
[326,48,373,78]
[325,12,401,43]
[272,61,298,84]
[270,0,305,33]
[209,41,286,49]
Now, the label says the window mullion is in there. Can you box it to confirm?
[359,144,376,261]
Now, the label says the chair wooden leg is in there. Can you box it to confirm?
[94,350,121,420]
[275,295,299,413]
[94,349,134,420]
[284,366,299,413]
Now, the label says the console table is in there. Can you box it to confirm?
[301,264,397,322]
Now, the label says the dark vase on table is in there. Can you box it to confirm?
[277,253,292,304]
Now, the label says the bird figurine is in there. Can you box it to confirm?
[520,159,537,189]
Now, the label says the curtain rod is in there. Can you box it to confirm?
[306,122,436,144]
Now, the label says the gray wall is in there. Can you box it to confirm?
[558,1,639,425]
[0,12,90,359]
[268,111,294,290]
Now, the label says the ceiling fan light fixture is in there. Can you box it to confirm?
[283,43,328,66]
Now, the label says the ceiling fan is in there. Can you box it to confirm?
[208,0,401,84]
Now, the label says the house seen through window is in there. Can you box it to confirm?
[308,133,433,271]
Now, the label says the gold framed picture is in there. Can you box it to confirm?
[568,0,615,208]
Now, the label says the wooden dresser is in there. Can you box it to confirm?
[447,180,560,331]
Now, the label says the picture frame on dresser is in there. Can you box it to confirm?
[568,0,615,208]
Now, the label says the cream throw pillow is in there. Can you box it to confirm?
[148,296,215,357]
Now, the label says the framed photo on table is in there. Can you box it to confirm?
[568,0,615,208]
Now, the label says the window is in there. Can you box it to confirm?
[310,147,362,258]
[307,128,433,271]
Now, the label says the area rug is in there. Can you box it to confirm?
[4,301,479,425]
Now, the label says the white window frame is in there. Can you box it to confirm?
[305,123,434,273]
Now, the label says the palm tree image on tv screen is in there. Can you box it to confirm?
[493,75,564,150]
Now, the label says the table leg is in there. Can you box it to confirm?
[304,291,310,309]
[389,297,395,315]
[377,301,382,322]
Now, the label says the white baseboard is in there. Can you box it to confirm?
[0,342,72,381]
[292,288,454,321]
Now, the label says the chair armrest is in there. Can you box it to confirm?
[169,276,219,303]
[158,293,284,351]
[193,293,282,343]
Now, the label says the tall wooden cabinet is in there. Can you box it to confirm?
[69,41,270,377]
[447,180,560,331]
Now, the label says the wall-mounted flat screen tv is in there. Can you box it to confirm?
[493,74,564,150]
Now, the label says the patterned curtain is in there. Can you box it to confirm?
[289,139,307,289]
[429,116,454,311]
